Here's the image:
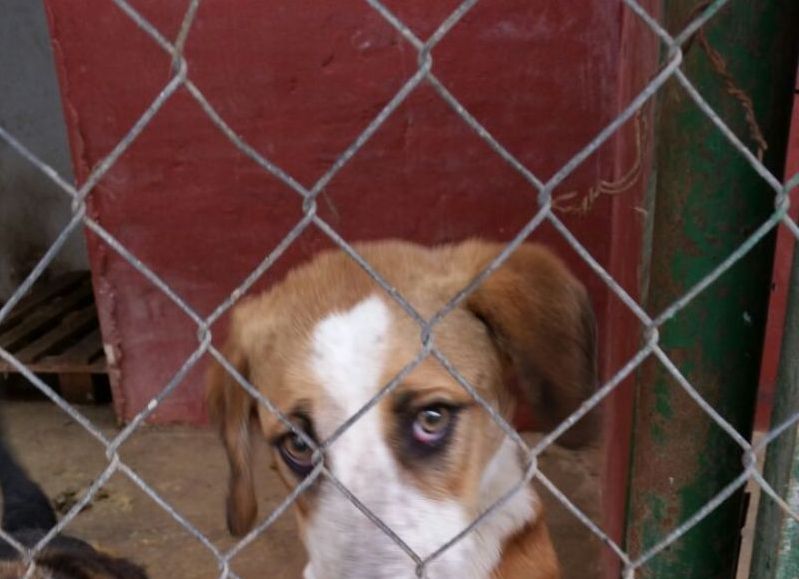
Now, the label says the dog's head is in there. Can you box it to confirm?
[207,240,596,579]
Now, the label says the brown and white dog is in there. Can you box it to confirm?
[207,239,597,579]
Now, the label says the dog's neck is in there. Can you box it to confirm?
[490,517,560,579]
[472,436,539,576]
[475,436,560,579]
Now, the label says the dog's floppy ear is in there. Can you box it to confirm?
[462,241,598,447]
[207,321,258,537]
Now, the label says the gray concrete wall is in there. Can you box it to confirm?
[0,0,88,301]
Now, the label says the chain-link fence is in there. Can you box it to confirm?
[0,0,797,577]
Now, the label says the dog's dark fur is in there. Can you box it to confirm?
[0,417,148,579]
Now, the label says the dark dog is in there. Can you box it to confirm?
[0,419,148,579]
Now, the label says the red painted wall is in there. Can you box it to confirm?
[44,2,657,568]
[756,69,799,430]
[43,0,645,422]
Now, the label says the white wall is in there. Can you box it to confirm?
[0,0,88,301]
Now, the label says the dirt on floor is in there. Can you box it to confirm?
[0,401,603,579]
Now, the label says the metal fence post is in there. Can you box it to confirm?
[624,1,799,577]
[749,232,799,578]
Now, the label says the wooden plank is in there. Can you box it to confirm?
[0,358,105,374]
[13,305,98,363]
[0,278,92,350]
[0,271,106,375]
[23,328,106,374]
[0,271,86,330]
[62,327,105,367]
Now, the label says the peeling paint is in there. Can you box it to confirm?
[626,1,799,576]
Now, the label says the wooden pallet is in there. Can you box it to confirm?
[0,271,107,402]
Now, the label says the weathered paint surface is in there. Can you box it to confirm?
[42,0,612,423]
[750,231,799,579]
[601,3,661,578]
[777,461,799,579]
[757,71,799,431]
[41,0,645,427]
[625,1,799,578]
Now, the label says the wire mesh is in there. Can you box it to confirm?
[0,0,797,578]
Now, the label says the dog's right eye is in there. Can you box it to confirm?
[276,418,316,477]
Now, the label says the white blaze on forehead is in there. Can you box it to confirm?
[311,294,391,418]
[305,295,536,579]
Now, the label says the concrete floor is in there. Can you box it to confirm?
[0,401,602,579]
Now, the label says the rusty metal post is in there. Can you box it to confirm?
[749,231,799,578]
[624,2,799,578]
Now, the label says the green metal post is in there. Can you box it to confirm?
[624,2,799,578]
[750,237,799,578]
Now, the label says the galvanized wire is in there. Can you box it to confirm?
[0,0,797,577]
